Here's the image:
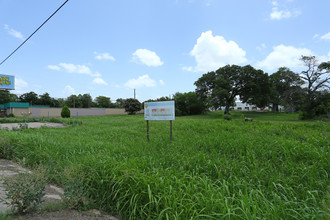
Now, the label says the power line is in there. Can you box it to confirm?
[0,0,69,67]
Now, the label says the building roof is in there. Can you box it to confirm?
[3,102,29,109]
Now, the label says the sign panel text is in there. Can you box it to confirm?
[144,101,175,121]
[0,74,15,90]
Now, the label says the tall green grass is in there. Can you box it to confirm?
[0,112,329,219]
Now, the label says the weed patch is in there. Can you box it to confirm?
[0,113,328,219]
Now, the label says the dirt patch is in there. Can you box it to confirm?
[0,122,65,130]
[0,159,120,220]
[20,209,119,220]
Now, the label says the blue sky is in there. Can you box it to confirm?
[0,0,329,102]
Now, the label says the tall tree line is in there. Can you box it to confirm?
[194,55,329,119]
[0,91,126,109]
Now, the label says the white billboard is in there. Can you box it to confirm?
[144,101,175,121]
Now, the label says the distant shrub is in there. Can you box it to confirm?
[61,106,71,118]
[173,92,206,116]
[123,98,142,115]
[8,113,15,117]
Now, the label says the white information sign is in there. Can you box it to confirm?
[144,101,175,121]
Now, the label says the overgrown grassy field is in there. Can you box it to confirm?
[0,112,329,219]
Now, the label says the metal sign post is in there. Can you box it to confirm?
[144,101,175,142]
[147,120,150,142]
[170,120,172,141]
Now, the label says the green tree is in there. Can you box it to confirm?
[79,94,93,108]
[19,92,39,105]
[39,93,53,106]
[0,90,12,103]
[9,93,18,102]
[195,65,270,114]
[123,98,141,115]
[173,92,206,116]
[269,67,304,111]
[115,98,125,108]
[95,96,111,108]
[65,95,82,108]
[61,106,71,118]
[300,56,330,118]
[239,65,270,108]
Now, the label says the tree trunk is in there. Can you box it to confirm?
[272,104,279,112]
[224,105,230,114]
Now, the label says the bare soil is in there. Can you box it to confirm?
[0,122,65,130]
[18,209,120,220]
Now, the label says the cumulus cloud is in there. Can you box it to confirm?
[320,32,330,41]
[256,44,313,71]
[4,24,24,40]
[132,49,164,67]
[256,43,267,51]
[47,65,61,71]
[159,80,165,85]
[48,63,102,77]
[58,63,91,74]
[269,1,301,20]
[313,34,319,39]
[63,85,75,95]
[93,78,108,85]
[48,63,107,86]
[188,30,247,72]
[125,74,156,88]
[270,8,292,20]
[94,52,116,61]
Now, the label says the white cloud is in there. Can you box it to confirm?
[182,66,193,72]
[269,1,301,20]
[48,63,103,77]
[4,24,24,40]
[256,44,313,70]
[270,7,292,20]
[63,85,75,95]
[320,32,330,41]
[94,52,116,61]
[58,63,92,74]
[125,74,156,88]
[189,30,247,72]
[15,78,28,90]
[272,1,279,6]
[313,34,319,39]
[47,65,61,71]
[256,43,267,51]
[159,80,165,85]
[91,72,102,78]
[132,49,164,67]
[92,78,108,85]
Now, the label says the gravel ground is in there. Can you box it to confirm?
[0,122,65,130]
[21,209,120,220]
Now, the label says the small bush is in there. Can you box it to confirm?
[3,172,46,214]
[0,137,15,159]
[60,169,91,211]
[7,113,15,117]
[61,106,71,118]
[224,115,232,120]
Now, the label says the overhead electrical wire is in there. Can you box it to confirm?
[0,0,69,67]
